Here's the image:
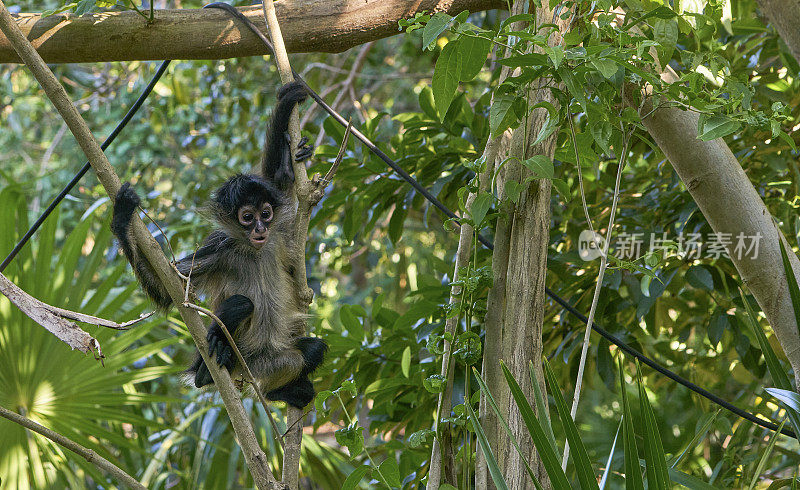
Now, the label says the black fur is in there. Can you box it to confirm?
[111,183,172,311]
[264,337,325,408]
[214,174,285,220]
[296,337,327,376]
[266,375,314,409]
[262,80,310,188]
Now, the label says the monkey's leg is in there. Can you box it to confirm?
[254,337,327,408]
[191,294,254,388]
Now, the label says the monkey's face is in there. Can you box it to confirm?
[237,202,274,249]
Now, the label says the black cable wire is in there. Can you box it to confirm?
[0,59,172,273]
[210,2,797,439]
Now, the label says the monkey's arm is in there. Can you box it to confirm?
[187,294,255,388]
[174,230,229,279]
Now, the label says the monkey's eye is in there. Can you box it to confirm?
[238,208,255,226]
[261,204,273,222]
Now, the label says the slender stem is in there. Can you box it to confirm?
[336,393,388,485]
[183,302,285,449]
[562,124,632,469]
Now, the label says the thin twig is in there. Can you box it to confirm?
[562,122,632,469]
[312,119,351,195]
[44,305,153,330]
[0,404,145,489]
[139,206,178,263]
[567,111,601,254]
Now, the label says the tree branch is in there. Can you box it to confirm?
[0,403,145,490]
[0,0,504,64]
[0,3,282,488]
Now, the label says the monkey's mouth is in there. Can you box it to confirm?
[250,234,269,248]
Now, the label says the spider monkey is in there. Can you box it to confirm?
[111,81,326,408]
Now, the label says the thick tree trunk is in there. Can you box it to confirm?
[477,3,570,488]
[638,100,800,389]
[0,0,503,63]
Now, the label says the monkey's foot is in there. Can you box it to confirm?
[284,133,314,162]
[266,376,314,409]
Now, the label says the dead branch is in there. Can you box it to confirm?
[0,272,101,355]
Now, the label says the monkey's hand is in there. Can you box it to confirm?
[207,323,235,371]
[285,133,313,162]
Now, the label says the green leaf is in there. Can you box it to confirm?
[470,192,494,226]
[669,411,718,468]
[559,68,589,111]
[339,305,364,339]
[335,424,364,459]
[498,53,548,68]
[342,465,372,490]
[454,331,482,365]
[75,0,97,15]
[765,388,800,414]
[464,399,511,490]
[546,45,565,69]
[504,180,524,203]
[542,359,600,490]
[590,118,613,155]
[377,457,402,487]
[522,155,554,179]
[407,429,434,448]
[490,92,518,135]
[619,360,645,490]
[666,469,718,490]
[423,374,446,393]
[500,361,571,489]
[388,198,407,245]
[457,34,491,81]
[401,346,411,378]
[552,178,570,200]
[747,418,786,490]
[473,367,541,486]
[686,266,713,291]
[432,41,462,119]
[698,115,740,141]
[635,361,670,490]
[591,58,619,79]
[422,12,453,49]
[778,238,800,338]
[653,19,678,68]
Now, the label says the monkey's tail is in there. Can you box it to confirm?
[111,183,173,312]
[261,81,308,184]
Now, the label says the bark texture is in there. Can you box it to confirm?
[478,3,570,488]
[0,0,503,63]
